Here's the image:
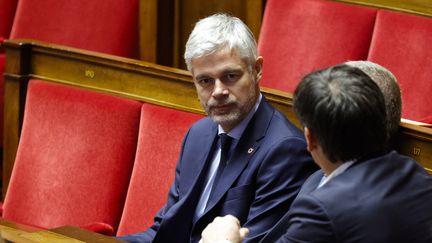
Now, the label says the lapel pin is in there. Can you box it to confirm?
[248,148,254,154]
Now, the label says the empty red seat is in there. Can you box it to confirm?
[116,103,203,236]
[1,0,139,160]
[2,80,142,235]
[9,0,139,58]
[368,10,432,123]
[258,0,377,93]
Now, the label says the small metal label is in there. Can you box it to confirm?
[413,147,421,156]
[85,70,95,78]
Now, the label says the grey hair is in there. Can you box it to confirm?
[184,13,258,72]
[345,61,402,146]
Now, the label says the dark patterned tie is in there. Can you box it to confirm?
[206,133,232,207]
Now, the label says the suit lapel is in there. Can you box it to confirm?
[180,122,218,196]
[203,98,275,214]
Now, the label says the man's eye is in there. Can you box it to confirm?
[225,73,240,82]
[199,78,213,86]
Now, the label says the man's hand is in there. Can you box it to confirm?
[200,215,249,243]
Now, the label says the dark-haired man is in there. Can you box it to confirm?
[201,64,432,243]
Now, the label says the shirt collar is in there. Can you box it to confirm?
[218,93,262,140]
[317,160,355,189]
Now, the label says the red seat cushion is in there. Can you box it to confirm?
[10,0,139,58]
[3,80,142,232]
[368,10,432,123]
[116,104,203,236]
[258,0,376,93]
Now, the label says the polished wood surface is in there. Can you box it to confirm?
[334,0,432,16]
[0,226,38,243]
[3,39,432,198]
[49,226,125,243]
[0,219,41,233]
[139,0,158,62]
[0,219,124,242]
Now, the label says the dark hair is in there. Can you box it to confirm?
[293,64,387,162]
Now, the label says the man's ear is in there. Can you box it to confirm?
[254,56,263,83]
[304,127,318,152]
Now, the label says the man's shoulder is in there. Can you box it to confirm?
[261,99,302,133]
[304,151,432,216]
[245,98,306,146]
[266,109,304,140]
[188,116,215,131]
[292,152,432,242]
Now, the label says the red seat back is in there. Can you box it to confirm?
[3,80,141,232]
[258,0,377,93]
[116,103,203,236]
[0,0,18,42]
[368,10,432,123]
[1,0,139,149]
[10,0,139,58]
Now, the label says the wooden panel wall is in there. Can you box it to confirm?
[172,0,264,69]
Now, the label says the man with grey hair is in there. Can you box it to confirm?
[345,61,402,148]
[118,13,316,243]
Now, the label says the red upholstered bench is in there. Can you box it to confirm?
[117,103,203,236]
[2,80,142,235]
[367,10,432,124]
[2,79,204,236]
[259,0,432,124]
[0,0,139,152]
[258,0,377,93]
[9,0,139,58]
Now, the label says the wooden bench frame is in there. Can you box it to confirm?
[2,39,432,198]
[334,0,432,17]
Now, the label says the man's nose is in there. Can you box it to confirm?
[212,79,229,97]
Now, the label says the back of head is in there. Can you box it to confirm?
[184,13,257,72]
[345,61,401,147]
[293,64,387,162]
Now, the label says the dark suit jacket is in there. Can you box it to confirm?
[262,151,432,243]
[119,97,316,243]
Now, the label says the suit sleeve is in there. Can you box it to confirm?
[275,194,335,243]
[243,136,317,242]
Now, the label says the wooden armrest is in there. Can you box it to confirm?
[401,118,432,127]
